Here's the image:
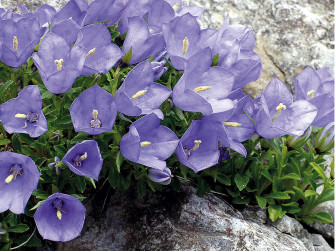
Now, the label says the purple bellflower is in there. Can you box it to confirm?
[294,67,334,127]
[32,33,86,94]
[172,47,235,116]
[118,0,151,35]
[151,60,168,81]
[123,16,165,65]
[70,84,117,135]
[34,193,86,242]
[148,167,173,185]
[51,18,81,45]
[212,15,262,90]
[162,13,216,70]
[255,78,318,138]
[51,0,86,27]
[176,117,228,173]
[62,140,103,181]
[0,16,44,67]
[165,0,204,18]
[115,60,171,118]
[146,0,175,34]
[120,113,179,170]
[33,4,57,27]
[0,85,48,138]
[76,23,123,75]
[0,152,40,214]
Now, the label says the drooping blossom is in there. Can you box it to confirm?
[0,85,48,138]
[76,23,123,75]
[123,16,165,65]
[70,84,117,135]
[212,15,262,90]
[148,167,173,185]
[32,33,86,94]
[115,60,171,118]
[63,140,103,181]
[294,67,334,127]
[162,13,216,70]
[172,47,235,116]
[0,152,40,214]
[120,113,179,170]
[0,16,44,67]
[255,78,317,138]
[176,117,228,173]
[34,193,86,242]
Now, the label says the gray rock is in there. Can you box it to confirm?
[311,234,334,251]
[1,0,67,11]
[57,182,312,251]
[189,0,334,97]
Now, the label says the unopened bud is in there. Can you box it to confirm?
[315,122,335,153]
[287,126,312,149]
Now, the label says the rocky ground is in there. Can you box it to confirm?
[1,0,334,250]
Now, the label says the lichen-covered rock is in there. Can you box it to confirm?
[189,0,334,97]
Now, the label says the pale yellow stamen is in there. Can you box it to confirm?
[54,59,64,71]
[194,86,212,93]
[5,174,14,184]
[80,152,88,161]
[13,36,18,54]
[173,3,179,11]
[272,103,286,121]
[15,114,27,118]
[149,29,153,33]
[224,122,241,127]
[131,90,147,100]
[86,48,96,59]
[140,141,151,147]
[191,140,202,151]
[92,109,98,119]
[182,37,189,55]
[57,210,62,220]
[307,90,315,99]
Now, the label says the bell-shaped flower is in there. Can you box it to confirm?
[34,193,86,242]
[255,78,318,138]
[166,0,204,18]
[33,4,57,27]
[0,152,40,214]
[123,16,165,65]
[118,0,151,35]
[151,60,167,81]
[176,117,227,173]
[0,16,44,67]
[76,23,123,76]
[146,0,175,34]
[115,60,171,118]
[32,33,86,94]
[148,167,173,185]
[62,140,103,181]
[70,84,117,135]
[162,13,216,70]
[294,67,334,127]
[81,0,126,26]
[172,47,235,116]
[120,113,179,170]
[51,0,86,27]
[0,85,48,138]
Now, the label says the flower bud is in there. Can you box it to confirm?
[287,126,312,149]
[315,122,335,153]
[148,167,173,185]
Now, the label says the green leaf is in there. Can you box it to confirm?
[7,224,29,233]
[0,80,13,97]
[14,234,42,247]
[197,179,211,197]
[261,170,273,181]
[303,212,333,223]
[304,189,319,197]
[71,194,86,201]
[30,200,44,211]
[268,205,285,222]
[12,134,21,152]
[266,192,290,200]
[116,151,123,173]
[0,139,10,145]
[280,173,301,181]
[122,46,132,64]
[32,190,49,200]
[217,174,231,186]
[256,196,267,209]
[137,180,146,197]
[318,189,334,204]
[212,53,219,66]
[310,162,327,181]
[75,176,86,193]
[0,243,11,251]
[234,174,249,191]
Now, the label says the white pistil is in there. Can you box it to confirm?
[5,174,14,184]
[54,59,64,71]
[13,36,18,54]
[15,114,27,118]
[57,210,62,220]
[272,103,286,121]
[182,37,189,55]
[224,122,241,127]
[140,141,151,147]
[86,48,96,59]
[194,86,212,93]
[307,90,315,99]
[80,152,88,161]
[131,90,147,100]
